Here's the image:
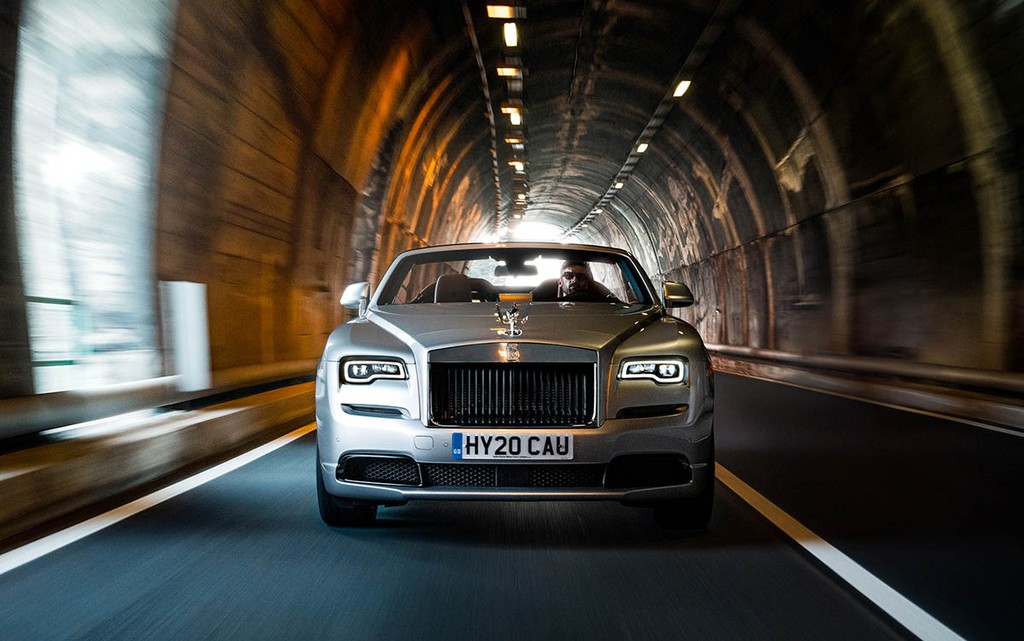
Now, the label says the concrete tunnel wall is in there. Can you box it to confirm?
[0,0,1021,401]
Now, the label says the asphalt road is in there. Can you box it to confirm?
[715,374,1023,641]
[2,373,1016,640]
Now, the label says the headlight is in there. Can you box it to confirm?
[342,359,408,384]
[618,358,688,384]
[316,357,327,384]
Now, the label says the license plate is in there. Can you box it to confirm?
[452,433,573,460]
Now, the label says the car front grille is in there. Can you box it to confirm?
[429,362,594,427]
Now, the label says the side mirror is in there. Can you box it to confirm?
[662,281,695,308]
[341,282,369,316]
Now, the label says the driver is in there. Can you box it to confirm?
[557,260,614,301]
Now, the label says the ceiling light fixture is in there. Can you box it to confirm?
[496,66,521,77]
[509,111,522,126]
[503,22,518,47]
[486,5,514,19]
[561,0,742,241]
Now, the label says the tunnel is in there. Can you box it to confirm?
[0,1,1021,640]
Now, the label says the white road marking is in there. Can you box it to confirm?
[717,464,967,641]
[0,423,315,577]
[732,371,1023,438]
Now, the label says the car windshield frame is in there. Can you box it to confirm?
[374,246,657,306]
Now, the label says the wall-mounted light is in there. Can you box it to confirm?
[497,66,521,78]
[503,22,518,47]
[673,80,692,97]
[486,5,514,19]
[614,182,624,189]
[636,142,649,154]
[509,111,522,126]
[487,5,526,18]
[509,160,525,172]
[504,136,524,144]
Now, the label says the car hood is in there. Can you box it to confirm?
[368,302,661,353]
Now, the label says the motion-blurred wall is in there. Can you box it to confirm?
[0,0,33,398]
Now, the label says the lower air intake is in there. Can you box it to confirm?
[338,456,421,486]
[421,463,605,488]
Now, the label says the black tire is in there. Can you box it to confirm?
[316,447,377,526]
[653,454,715,530]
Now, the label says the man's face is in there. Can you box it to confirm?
[561,265,591,297]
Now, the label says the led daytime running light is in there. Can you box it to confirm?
[618,358,687,384]
[343,359,408,384]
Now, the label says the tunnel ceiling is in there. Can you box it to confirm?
[313,0,755,263]
[147,0,1019,374]
[363,0,891,269]
[450,0,734,249]
[480,1,720,232]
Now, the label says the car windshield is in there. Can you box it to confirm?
[376,247,654,306]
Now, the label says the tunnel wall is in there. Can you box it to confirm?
[156,0,499,372]
[157,1,437,370]
[648,0,1023,375]
[0,0,33,397]
[157,0,353,370]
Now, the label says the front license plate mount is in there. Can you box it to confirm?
[452,433,573,460]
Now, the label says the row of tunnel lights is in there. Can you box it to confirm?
[486,5,530,225]
[486,4,693,237]
[562,72,693,238]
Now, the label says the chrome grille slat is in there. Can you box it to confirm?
[430,362,593,427]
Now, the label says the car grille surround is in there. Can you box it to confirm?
[430,362,595,427]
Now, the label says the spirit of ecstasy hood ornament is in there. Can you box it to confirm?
[495,301,530,336]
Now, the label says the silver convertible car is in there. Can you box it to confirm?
[315,243,715,528]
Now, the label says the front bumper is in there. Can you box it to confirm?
[316,408,714,506]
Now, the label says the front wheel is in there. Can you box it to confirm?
[316,447,377,526]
